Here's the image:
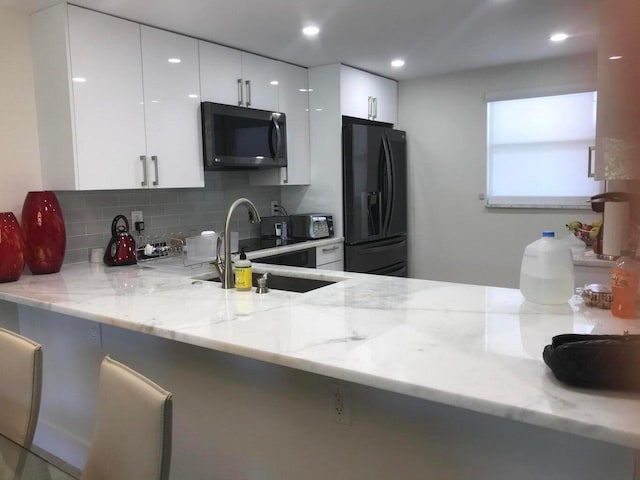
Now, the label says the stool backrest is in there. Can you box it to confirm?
[0,328,43,449]
[81,355,173,480]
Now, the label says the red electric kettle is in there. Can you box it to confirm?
[103,215,137,266]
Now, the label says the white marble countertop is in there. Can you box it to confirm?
[572,248,617,268]
[1,258,640,450]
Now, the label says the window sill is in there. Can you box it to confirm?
[485,203,592,210]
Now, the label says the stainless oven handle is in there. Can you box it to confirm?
[140,155,148,187]
[272,113,282,159]
[237,78,243,106]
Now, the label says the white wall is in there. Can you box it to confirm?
[398,54,600,288]
[0,6,42,215]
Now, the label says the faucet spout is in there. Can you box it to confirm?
[216,198,261,289]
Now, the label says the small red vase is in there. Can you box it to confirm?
[0,212,25,282]
[21,191,66,274]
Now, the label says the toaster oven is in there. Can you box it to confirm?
[289,214,334,239]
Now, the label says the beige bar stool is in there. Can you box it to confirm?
[81,355,173,480]
[0,327,43,449]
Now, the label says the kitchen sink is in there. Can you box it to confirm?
[205,272,338,293]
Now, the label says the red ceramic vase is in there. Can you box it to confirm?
[21,191,66,274]
[0,212,25,282]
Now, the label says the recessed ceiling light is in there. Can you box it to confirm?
[167,58,181,63]
[302,25,320,37]
[270,80,279,85]
[549,33,569,42]
[72,77,87,83]
[188,94,199,98]
[609,55,623,60]
[391,59,405,68]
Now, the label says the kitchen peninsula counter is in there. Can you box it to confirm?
[0,260,638,478]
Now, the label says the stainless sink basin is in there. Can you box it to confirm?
[205,272,338,293]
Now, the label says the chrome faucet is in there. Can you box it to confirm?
[212,198,261,289]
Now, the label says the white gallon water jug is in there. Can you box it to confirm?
[519,231,575,304]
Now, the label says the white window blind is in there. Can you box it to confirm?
[486,91,602,208]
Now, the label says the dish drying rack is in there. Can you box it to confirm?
[136,236,186,263]
[135,233,220,267]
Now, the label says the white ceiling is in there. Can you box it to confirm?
[3,0,599,80]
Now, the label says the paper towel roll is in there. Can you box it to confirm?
[603,201,629,257]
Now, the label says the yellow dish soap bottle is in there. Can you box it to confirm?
[234,248,252,291]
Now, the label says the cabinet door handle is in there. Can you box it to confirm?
[373,97,378,119]
[245,80,252,107]
[237,78,244,106]
[140,155,148,187]
[322,246,339,253]
[588,146,596,178]
[368,96,373,119]
[151,155,159,186]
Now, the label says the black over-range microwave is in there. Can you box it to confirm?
[201,102,287,170]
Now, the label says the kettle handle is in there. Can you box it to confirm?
[111,215,130,236]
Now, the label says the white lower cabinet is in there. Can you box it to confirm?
[31,4,203,190]
[316,243,344,271]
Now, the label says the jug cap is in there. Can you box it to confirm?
[542,231,555,237]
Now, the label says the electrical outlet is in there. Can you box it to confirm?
[131,210,143,224]
[88,323,102,347]
[332,384,351,425]
[270,201,279,216]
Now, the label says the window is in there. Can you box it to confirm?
[486,91,602,208]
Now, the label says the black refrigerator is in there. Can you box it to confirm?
[342,117,407,276]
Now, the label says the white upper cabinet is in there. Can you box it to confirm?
[369,74,399,125]
[340,65,398,124]
[199,42,243,106]
[199,41,279,111]
[594,0,640,180]
[241,53,279,111]
[67,6,146,190]
[251,62,310,186]
[31,5,203,190]
[140,26,203,188]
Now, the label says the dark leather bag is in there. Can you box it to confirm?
[543,334,640,390]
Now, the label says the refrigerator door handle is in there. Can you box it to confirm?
[381,135,394,236]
